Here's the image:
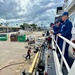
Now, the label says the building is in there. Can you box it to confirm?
[56,0,75,60]
[56,0,75,34]
[0,26,21,33]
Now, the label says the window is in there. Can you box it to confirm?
[70,14,74,22]
[69,14,75,27]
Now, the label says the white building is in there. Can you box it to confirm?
[56,0,75,59]
[56,0,75,35]
[0,26,21,33]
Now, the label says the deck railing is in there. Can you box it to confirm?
[21,34,75,75]
[52,34,75,75]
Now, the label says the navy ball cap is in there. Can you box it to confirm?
[61,12,69,16]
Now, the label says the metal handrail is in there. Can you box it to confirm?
[54,35,75,73]
[53,39,70,72]
[51,35,62,75]
[59,35,75,48]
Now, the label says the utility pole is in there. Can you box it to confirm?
[24,24,25,30]
[5,14,8,33]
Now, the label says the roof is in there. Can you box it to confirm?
[0,26,21,29]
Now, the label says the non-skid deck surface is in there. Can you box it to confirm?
[47,50,56,75]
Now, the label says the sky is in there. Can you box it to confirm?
[0,0,64,27]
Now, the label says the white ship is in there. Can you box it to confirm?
[56,0,75,59]
[22,0,75,75]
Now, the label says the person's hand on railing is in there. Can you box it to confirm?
[57,33,61,36]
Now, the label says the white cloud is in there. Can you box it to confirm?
[0,0,4,2]
[0,0,64,27]
[0,18,6,23]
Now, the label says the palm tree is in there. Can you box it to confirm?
[0,23,3,26]
[16,24,18,27]
[4,23,9,32]
[41,24,43,27]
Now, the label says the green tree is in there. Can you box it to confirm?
[30,24,37,30]
[20,23,29,30]
[20,23,37,31]
[23,23,28,30]
[16,24,18,26]
[4,23,9,26]
[38,26,42,31]
[0,23,3,26]
[20,25,24,29]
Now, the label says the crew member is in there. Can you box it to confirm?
[26,47,31,60]
[57,12,73,64]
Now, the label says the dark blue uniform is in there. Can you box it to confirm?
[53,26,60,35]
[53,24,61,39]
[59,19,72,63]
[46,31,49,36]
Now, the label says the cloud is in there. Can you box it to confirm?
[0,0,4,2]
[0,0,64,27]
